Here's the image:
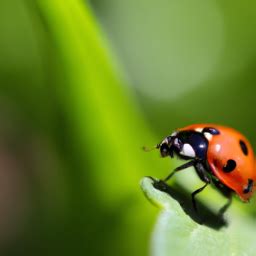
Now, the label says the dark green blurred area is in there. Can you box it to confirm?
[0,0,256,255]
[92,0,256,139]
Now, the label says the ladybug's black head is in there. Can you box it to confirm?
[158,130,209,160]
[157,134,178,158]
[158,143,170,157]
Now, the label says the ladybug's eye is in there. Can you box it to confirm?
[160,144,169,157]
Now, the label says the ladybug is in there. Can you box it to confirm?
[156,124,256,212]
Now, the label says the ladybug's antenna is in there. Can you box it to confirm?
[142,144,160,152]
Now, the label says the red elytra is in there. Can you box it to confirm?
[179,124,256,201]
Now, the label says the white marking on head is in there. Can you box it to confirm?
[180,143,196,158]
[162,138,168,144]
[174,138,179,146]
[215,144,221,152]
[204,132,213,141]
[171,131,177,137]
[195,128,203,132]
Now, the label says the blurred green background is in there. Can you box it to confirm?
[0,0,256,255]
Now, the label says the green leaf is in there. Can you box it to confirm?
[35,0,168,205]
[141,177,256,256]
[35,1,170,255]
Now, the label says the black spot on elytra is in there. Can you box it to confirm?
[223,159,236,173]
[239,140,248,156]
[243,179,253,194]
[202,127,220,135]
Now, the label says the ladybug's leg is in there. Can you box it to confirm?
[194,161,211,183]
[191,183,209,212]
[243,179,254,194]
[163,160,196,182]
[191,161,211,212]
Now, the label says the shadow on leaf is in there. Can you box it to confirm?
[149,177,228,230]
